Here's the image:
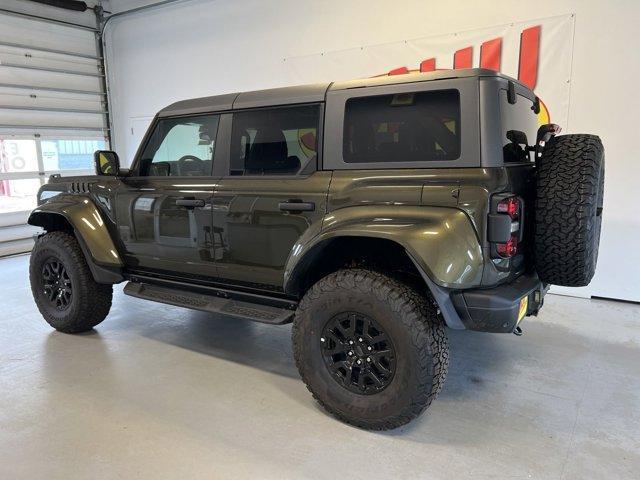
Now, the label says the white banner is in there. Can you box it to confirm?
[283,14,575,130]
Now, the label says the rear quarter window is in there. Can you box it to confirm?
[343,89,460,164]
[500,90,540,163]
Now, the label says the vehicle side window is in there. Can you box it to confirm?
[343,90,460,163]
[229,105,319,176]
[138,114,219,176]
[500,91,539,163]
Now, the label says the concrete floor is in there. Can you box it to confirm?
[0,254,639,480]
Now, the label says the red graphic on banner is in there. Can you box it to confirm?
[518,26,541,89]
[388,66,410,75]
[420,58,436,72]
[454,47,473,69]
[380,24,547,121]
[480,37,502,71]
[384,25,541,90]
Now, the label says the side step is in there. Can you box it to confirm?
[123,282,295,325]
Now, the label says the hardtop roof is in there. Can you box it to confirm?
[157,68,523,117]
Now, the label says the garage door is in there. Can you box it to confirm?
[0,4,107,256]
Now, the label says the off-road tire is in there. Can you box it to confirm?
[29,231,112,333]
[534,134,604,286]
[292,269,449,430]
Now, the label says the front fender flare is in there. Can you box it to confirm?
[284,205,484,293]
[28,194,123,270]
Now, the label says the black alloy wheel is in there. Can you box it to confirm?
[42,258,73,310]
[320,311,396,395]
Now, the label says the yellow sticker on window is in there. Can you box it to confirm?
[517,296,528,323]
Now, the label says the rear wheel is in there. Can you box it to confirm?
[534,134,604,286]
[292,269,449,430]
[29,231,112,333]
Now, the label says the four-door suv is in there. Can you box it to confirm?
[28,69,604,430]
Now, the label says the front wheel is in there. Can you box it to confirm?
[29,231,113,333]
[292,269,449,430]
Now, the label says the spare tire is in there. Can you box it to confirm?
[534,134,604,286]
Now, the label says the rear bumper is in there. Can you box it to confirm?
[451,273,548,333]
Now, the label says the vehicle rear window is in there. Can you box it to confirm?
[500,90,540,163]
[230,104,319,176]
[343,90,460,164]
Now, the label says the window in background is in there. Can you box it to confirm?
[343,90,461,164]
[0,140,39,173]
[0,138,104,217]
[0,178,41,214]
[0,140,40,214]
[41,139,107,172]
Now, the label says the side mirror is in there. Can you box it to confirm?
[94,150,120,176]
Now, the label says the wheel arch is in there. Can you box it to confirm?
[284,234,467,330]
[28,196,124,284]
[283,205,483,331]
[285,235,422,296]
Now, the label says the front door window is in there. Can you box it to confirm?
[138,114,220,177]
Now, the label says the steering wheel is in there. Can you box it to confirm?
[177,155,204,176]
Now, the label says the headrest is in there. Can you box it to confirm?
[246,127,291,172]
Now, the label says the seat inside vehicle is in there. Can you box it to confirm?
[244,127,300,175]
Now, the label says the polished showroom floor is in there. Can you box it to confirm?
[1,253,638,479]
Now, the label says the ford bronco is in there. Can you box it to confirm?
[28,69,604,430]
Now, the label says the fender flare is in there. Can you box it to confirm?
[28,194,123,284]
[283,206,482,330]
[283,205,484,294]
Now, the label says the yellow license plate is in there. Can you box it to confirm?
[517,296,528,323]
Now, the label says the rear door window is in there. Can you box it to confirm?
[343,90,460,164]
[229,105,320,176]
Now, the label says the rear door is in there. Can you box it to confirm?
[115,113,221,278]
[212,105,331,290]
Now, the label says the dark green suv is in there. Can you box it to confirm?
[28,69,604,430]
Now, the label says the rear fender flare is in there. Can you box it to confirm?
[284,205,483,293]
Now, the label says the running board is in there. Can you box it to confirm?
[123,282,295,325]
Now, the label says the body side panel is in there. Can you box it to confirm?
[284,167,519,293]
[213,171,332,290]
[112,176,218,277]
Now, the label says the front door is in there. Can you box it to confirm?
[212,105,330,291]
[115,113,221,278]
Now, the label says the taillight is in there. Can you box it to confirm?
[489,195,523,258]
[496,234,518,257]
[497,197,520,219]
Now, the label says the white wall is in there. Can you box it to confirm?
[104,0,640,302]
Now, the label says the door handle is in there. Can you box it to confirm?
[176,198,205,208]
[279,200,315,212]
